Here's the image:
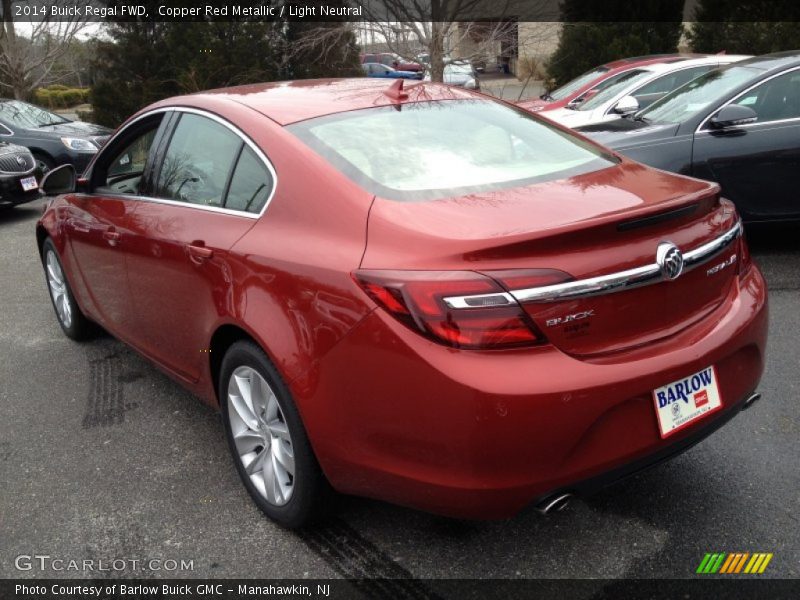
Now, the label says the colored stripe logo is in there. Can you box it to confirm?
[696,552,773,574]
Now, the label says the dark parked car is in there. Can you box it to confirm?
[0,99,112,175]
[361,63,422,80]
[576,52,800,223]
[0,141,41,208]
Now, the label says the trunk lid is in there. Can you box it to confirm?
[361,162,740,356]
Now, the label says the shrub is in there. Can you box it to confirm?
[33,86,91,109]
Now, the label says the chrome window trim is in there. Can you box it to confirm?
[0,123,13,136]
[94,106,278,218]
[695,65,800,134]
[443,221,741,308]
[75,191,261,220]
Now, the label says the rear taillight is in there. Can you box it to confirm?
[353,270,553,350]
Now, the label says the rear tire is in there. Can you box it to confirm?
[219,340,332,528]
[42,238,94,340]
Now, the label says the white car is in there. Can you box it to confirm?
[540,55,751,128]
[424,61,479,90]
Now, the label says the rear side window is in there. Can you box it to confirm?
[288,99,616,202]
[154,113,240,207]
[225,146,273,213]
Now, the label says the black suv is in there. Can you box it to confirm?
[0,142,41,208]
[0,99,111,175]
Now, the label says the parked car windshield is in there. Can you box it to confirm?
[637,65,763,124]
[0,100,69,128]
[549,67,610,100]
[576,69,651,111]
[289,99,617,201]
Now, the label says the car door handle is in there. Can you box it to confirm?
[103,229,121,245]
[187,243,213,261]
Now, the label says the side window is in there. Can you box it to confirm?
[636,66,714,98]
[154,113,241,207]
[224,146,273,214]
[108,129,157,178]
[733,69,800,123]
[96,116,163,195]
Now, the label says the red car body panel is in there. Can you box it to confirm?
[37,79,768,519]
[518,54,706,112]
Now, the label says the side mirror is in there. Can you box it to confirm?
[613,95,640,115]
[710,104,757,129]
[40,164,76,196]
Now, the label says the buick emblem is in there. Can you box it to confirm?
[656,242,684,281]
[16,155,26,166]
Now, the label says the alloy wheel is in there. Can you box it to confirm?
[45,250,72,328]
[227,366,295,506]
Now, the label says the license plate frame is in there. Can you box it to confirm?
[652,365,723,438]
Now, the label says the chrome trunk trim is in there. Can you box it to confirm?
[443,221,742,308]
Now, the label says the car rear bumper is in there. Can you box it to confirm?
[297,265,768,519]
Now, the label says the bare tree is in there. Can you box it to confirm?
[356,0,557,82]
[0,0,89,99]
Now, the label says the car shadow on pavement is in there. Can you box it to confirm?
[0,204,42,226]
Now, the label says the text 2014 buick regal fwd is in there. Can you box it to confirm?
[36,79,768,527]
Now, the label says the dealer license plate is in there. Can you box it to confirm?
[20,176,38,191]
[652,366,722,438]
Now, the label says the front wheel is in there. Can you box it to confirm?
[42,238,94,340]
[220,341,332,528]
[32,153,55,175]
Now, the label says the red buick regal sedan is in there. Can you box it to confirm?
[36,79,768,528]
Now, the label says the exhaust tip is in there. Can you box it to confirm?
[743,392,761,410]
[536,493,573,515]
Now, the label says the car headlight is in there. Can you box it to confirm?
[465,78,477,89]
[60,137,98,153]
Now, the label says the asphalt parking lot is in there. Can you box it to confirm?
[1,199,798,588]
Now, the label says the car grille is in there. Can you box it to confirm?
[0,152,34,173]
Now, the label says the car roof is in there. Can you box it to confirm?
[729,51,800,73]
[639,55,751,74]
[150,79,478,126]
[603,53,706,69]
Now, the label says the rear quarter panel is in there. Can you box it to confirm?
[202,102,376,409]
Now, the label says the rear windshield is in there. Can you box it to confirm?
[288,99,617,202]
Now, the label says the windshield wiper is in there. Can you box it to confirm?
[38,118,66,127]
